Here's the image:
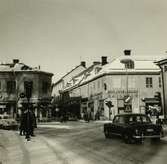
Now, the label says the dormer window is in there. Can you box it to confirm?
[120,58,134,69]
[125,60,134,69]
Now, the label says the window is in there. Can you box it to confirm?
[42,81,50,94]
[98,80,100,88]
[164,66,167,72]
[146,77,153,88]
[104,83,107,90]
[125,61,134,69]
[128,115,151,124]
[113,116,119,123]
[0,81,1,90]
[159,77,162,88]
[24,81,33,98]
[93,82,95,90]
[114,116,125,124]
[118,116,125,124]
[7,81,16,93]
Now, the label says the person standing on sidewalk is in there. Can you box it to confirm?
[21,109,34,140]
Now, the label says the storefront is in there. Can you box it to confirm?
[0,102,16,117]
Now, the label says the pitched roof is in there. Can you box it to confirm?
[63,62,101,91]
[0,62,53,75]
[63,55,163,92]
[53,63,86,85]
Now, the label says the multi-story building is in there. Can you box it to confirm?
[61,60,104,118]
[155,58,167,119]
[62,51,163,120]
[52,61,86,98]
[0,59,53,120]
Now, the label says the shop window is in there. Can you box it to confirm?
[7,81,16,93]
[146,77,153,88]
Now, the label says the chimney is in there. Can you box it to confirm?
[13,59,19,64]
[124,49,131,56]
[81,61,86,67]
[101,56,108,66]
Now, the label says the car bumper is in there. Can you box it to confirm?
[133,135,162,139]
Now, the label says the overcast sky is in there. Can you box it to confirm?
[0,0,167,81]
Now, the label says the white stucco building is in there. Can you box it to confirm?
[62,51,164,120]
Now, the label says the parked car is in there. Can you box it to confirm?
[104,113,164,144]
[0,114,18,130]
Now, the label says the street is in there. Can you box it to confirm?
[0,121,167,164]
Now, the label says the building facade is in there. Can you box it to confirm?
[155,58,167,119]
[62,51,163,120]
[0,59,53,120]
[52,61,86,98]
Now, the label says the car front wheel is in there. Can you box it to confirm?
[104,129,110,138]
[151,137,160,142]
[123,133,135,144]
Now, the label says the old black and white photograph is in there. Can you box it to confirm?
[0,0,167,164]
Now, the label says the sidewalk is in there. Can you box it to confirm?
[0,130,64,164]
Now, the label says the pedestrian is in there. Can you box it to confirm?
[84,111,89,122]
[30,110,37,137]
[95,110,100,120]
[22,109,34,140]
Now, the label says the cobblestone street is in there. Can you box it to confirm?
[1,121,167,164]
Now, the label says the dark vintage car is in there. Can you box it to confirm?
[104,113,164,144]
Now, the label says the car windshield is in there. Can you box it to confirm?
[128,115,151,124]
